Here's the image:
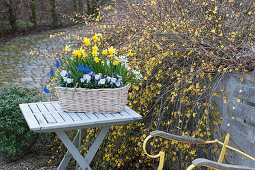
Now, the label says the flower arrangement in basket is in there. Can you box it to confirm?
[44,33,142,113]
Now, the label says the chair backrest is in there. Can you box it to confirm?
[221,84,255,144]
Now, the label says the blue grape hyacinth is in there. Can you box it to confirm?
[50,69,55,76]
[56,60,60,68]
[78,64,85,72]
[85,65,92,74]
[44,87,50,93]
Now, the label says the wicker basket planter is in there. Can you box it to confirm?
[55,84,130,113]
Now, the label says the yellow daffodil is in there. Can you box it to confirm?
[83,38,90,46]
[93,36,100,43]
[94,57,100,63]
[108,54,113,58]
[102,49,108,55]
[73,49,82,57]
[92,50,98,56]
[92,45,98,52]
[92,34,101,43]
[114,60,119,65]
[108,46,116,55]
[64,45,71,52]
[82,51,87,58]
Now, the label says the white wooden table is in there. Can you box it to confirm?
[19,101,142,170]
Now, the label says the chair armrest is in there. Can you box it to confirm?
[188,158,255,170]
[150,130,206,144]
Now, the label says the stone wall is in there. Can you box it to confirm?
[213,72,255,167]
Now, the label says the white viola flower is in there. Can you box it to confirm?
[117,75,122,80]
[111,77,117,83]
[98,78,106,85]
[95,74,102,80]
[60,70,67,77]
[115,81,121,87]
[63,77,68,82]
[83,74,91,82]
[89,71,94,76]
[106,76,111,82]
[67,78,74,84]
[80,78,85,83]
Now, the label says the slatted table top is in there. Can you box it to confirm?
[19,101,142,132]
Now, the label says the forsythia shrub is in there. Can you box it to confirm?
[45,0,255,169]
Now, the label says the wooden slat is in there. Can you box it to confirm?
[119,110,134,118]
[76,112,90,121]
[227,101,255,122]
[221,118,255,144]
[102,113,115,119]
[192,158,254,170]
[151,130,205,143]
[94,113,107,119]
[85,113,99,120]
[34,113,47,125]
[111,112,123,118]
[36,103,48,112]
[67,112,82,121]
[42,113,56,123]
[123,106,142,119]
[28,103,40,113]
[233,84,255,103]
[51,112,65,123]
[50,101,62,111]
[19,104,40,131]
[58,111,74,122]
[44,102,57,111]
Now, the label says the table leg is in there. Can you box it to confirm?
[84,126,110,164]
[56,130,91,170]
[56,126,110,170]
[58,129,86,170]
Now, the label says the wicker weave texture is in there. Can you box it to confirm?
[55,84,129,113]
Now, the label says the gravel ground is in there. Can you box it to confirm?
[0,153,57,170]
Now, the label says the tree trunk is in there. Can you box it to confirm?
[78,0,84,15]
[73,0,77,12]
[31,0,37,28]
[50,0,58,28]
[86,0,92,15]
[91,0,99,17]
[4,0,17,33]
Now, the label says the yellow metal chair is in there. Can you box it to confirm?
[143,84,255,170]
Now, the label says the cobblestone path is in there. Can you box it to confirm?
[0,24,92,90]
